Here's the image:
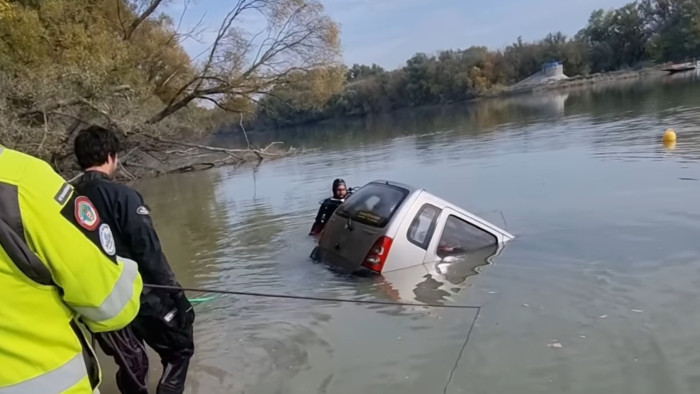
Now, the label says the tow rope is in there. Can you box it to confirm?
[144,283,481,393]
[145,284,481,310]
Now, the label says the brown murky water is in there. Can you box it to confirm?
[99,71,700,394]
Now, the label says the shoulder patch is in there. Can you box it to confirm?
[54,182,73,205]
[74,196,100,231]
[98,223,116,256]
[136,206,150,215]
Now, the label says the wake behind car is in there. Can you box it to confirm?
[311,180,515,275]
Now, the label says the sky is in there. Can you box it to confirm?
[163,0,631,71]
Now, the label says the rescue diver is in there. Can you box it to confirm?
[72,125,194,394]
[309,178,352,236]
[0,146,143,394]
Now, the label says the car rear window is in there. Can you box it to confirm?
[336,183,409,228]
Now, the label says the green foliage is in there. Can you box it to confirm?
[642,0,700,62]
[250,0,700,129]
[346,64,385,81]
[0,0,341,170]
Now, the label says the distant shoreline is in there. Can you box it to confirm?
[486,66,667,98]
[239,66,669,133]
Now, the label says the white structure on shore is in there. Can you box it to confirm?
[511,61,569,89]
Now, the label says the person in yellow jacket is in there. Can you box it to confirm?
[0,146,143,394]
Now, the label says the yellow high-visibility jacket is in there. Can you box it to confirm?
[0,147,143,394]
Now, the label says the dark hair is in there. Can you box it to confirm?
[74,125,120,170]
[332,178,346,191]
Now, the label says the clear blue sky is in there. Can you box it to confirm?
[164,0,631,70]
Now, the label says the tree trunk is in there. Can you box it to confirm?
[146,94,194,124]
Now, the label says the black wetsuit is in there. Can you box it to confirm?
[74,170,194,394]
[309,197,345,235]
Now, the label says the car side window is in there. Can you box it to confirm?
[437,215,497,258]
[407,204,441,250]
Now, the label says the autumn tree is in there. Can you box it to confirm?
[0,0,341,176]
[145,0,341,124]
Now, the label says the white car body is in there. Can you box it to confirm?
[313,180,514,275]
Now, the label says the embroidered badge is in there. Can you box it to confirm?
[74,196,99,231]
[99,223,116,256]
[136,206,150,215]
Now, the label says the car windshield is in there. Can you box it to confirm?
[336,183,409,228]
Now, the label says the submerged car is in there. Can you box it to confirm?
[310,180,515,275]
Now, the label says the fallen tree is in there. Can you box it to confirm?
[0,0,343,180]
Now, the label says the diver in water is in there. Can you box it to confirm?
[309,178,352,236]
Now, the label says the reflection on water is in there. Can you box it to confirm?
[98,74,700,393]
[377,244,504,306]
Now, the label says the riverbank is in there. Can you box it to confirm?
[61,136,304,183]
[107,65,670,183]
[492,66,666,97]
[230,65,670,138]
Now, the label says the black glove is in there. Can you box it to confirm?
[171,290,194,328]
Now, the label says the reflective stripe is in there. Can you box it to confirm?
[0,353,87,394]
[72,256,139,322]
[0,182,54,286]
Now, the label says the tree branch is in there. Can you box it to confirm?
[18,85,132,118]
[124,0,165,40]
[141,134,290,160]
[116,0,128,38]
[240,112,251,149]
[144,0,339,124]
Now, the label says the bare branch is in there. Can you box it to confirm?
[199,96,228,111]
[76,98,128,137]
[240,112,251,149]
[118,160,137,180]
[175,0,191,32]
[48,111,93,126]
[116,0,128,38]
[146,0,340,124]
[141,133,288,159]
[199,0,261,84]
[124,0,165,40]
[18,86,132,118]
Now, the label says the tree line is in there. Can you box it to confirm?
[248,0,700,129]
[1,0,699,170]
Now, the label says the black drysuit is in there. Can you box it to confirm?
[309,197,345,235]
[74,170,194,394]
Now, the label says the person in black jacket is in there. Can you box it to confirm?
[309,178,352,236]
[72,125,194,394]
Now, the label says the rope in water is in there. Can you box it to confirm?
[442,307,480,394]
[146,283,483,392]
[145,284,481,310]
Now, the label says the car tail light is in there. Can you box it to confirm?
[361,236,393,274]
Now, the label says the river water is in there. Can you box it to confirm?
[99,71,700,394]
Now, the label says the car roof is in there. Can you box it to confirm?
[366,180,506,232]
[367,179,421,194]
[366,180,457,209]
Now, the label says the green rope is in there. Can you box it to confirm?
[187,295,216,304]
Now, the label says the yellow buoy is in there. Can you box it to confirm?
[663,139,676,150]
[663,128,677,143]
